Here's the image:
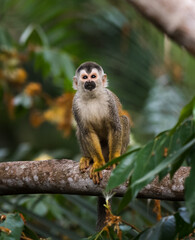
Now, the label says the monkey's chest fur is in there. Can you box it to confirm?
[79,94,110,160]
[78,92,110,138]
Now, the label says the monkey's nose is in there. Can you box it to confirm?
[84,81,96,91]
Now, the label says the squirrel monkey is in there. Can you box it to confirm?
[72,62,130,184]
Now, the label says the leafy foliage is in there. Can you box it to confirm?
[85,207,194,240]
[132,207,194,240]
[0,213,24,240]
[103,97,195,238]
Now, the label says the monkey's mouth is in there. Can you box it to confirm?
[84,81,96,91]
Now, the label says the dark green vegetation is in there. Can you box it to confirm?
[0,0,195,239]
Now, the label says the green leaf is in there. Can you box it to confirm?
[185,149,195,223]
[171,96,195,133]
[20,24,35,45]
[106,151,136,192]
[0,213,24,240]
[20,24,49,46]
[133,216,176,240]
[175,208,194,239]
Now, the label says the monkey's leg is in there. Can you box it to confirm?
[77,130,92,172]
[121,115,130,154]
[80,131,106,184]
[89,132,106,184]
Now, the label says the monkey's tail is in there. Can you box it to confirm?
[96,196,106,231]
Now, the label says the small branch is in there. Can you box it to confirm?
[127,0,195,56]
[0,159,190,200]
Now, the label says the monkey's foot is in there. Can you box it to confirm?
[79,157,91,172]
[108,153,120,169]
[90,162,104,184]
[106,163,116,170]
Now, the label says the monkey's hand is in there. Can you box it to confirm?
[79,157,91,172]
[90,162,104,184]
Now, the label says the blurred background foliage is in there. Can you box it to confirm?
[0,0,195,239]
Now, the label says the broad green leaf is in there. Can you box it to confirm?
[178,207,191,224]
[185,150,195,223]
[133,216,176,240]
[171,96,195,133]
[175,207,194,238]
[0,213,24,240]
[106,151,136,192]
[20,24,49,46]
[20,24,35,45]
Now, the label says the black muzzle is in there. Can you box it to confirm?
[84,81,96,91]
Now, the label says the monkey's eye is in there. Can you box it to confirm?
[82,75,88,79]
[91,75,96,78]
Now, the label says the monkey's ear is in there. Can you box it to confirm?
[102,74,108,87]
[73,76,78,90]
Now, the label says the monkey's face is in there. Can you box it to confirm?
[80,69,99,92]
[73,68,107,92]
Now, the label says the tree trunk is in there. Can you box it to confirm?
[128,0,195,56]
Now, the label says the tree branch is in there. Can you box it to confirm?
[127,0,195,56]
[0,159,190,200]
